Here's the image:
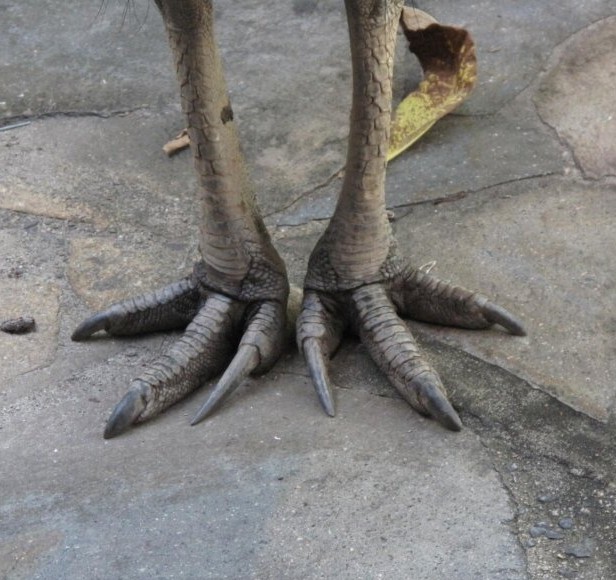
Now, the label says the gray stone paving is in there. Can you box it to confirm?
[1,1,615,578]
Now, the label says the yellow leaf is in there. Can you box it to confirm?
[388,8,477,162]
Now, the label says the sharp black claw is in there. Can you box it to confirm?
[104,383,148,439]
[191,345,259,425]
[413,376,462,432]
[303,338,336,417]
[431,399,463,432]
[484,302,526,337]
[72,313,109,341]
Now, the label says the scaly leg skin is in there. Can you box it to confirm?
[73,0,289,438]
[297,0,526,430]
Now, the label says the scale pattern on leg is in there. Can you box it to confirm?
[155,0,289,303]
[297,1,525,430]
[296,291,346,416]
[191,299,287,423]
[103,293,245,438]
[72,277,201,341]
[390,268,526,335]
[75,0,292,438]
[351,284,462,430]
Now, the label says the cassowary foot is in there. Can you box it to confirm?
[73,264,287,438]
[296,0,525,432]
[297,265,525,431]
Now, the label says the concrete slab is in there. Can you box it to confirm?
[0,182,106,228]
[392,178,616,423]
[0,114,198,239]
[271,99,565,226]
[0,275,60,383]
[535,16,616,179]
[68,236,190,311]
[0,0,174,116]
[0,364,525,580]
[420,0,615,114]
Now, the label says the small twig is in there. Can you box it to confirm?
[162,129,190,156]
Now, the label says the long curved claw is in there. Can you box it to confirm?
[391,268,526,335]
[191,344,259,425]
[72,311,111,342]
[303,338,336,417]
[103,293,244,437]
[352,283,461,431]
[72,277,201,341]
[104,381,148,439]
[296,291,345,416]
[481,300,526,336]
[191,299,287,424]
[410,373,462,431]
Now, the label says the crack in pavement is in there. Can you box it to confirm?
[389,172,561,212]
[0,206,102,227]
[534,103,616,182]
[271,172,563,228]
[528,15,616,182]
[532,101,586,179]
[0,106,150,128]
[477,436,531,577]
[263,166,345,220]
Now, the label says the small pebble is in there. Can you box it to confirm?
[538,493,557,503]
[525,538,537,548]
[564,543,593,558]
[0,316,36,334]
[559,517,574,530]
[529,526,547,538]
[546,529,565,540]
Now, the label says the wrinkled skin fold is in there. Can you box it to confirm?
[73,0,525,438]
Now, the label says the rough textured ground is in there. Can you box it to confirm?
[1,1,615,579]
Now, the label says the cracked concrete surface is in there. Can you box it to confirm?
[393,178,616,422]
[534,16,616,180]
[1,1,615,579]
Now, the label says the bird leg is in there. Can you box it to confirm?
[73,0,289,437]
[297,0,525,430]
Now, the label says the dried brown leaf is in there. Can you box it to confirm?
[388,8,477,161]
